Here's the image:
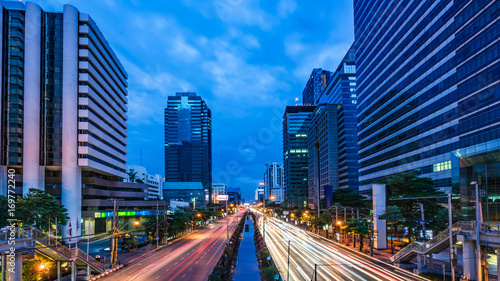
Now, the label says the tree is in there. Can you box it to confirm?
[333,188,366,208]
[144,216,170,244]
[381,206,403,255]
[380,173,446,241]
[345,218,370,251]
[0,195,10,228]
[127,171,138,182]
[17,189,69,232]
[263,266,279,281]
[311,213,332,237]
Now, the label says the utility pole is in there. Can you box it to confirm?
[110,199,119,268]
[287,240,291,281]
[156,201,159,248]
[370,223,374,257]
[471,181,482,281]
[448,193,455,281]
[263,199,266,243]
[344,207,347,245]
[226,197,229,246]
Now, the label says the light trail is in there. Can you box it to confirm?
[252,208,429,281]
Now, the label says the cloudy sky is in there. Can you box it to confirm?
[29,0,354,202]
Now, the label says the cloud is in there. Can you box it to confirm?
[277,0,297,18]
[284,33,352,79]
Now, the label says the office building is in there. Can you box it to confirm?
[0,1,157,238]
[212,183,226,204]
[317,46,359,193]
[263,162,283,200]
[255,187,264,203]
[271,186,284,203]
[354,0,500,217]
[308,104,339,210]
[165,92,212,202]
[302,68,332,106]
[226,187,241,205]
[127,165,163,200]
[163,182,205,208]
[283,105,316,207]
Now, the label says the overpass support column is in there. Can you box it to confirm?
[428,253,433,269]
[57,260,61,281]
[463,240,477,280]
[71,261,76,281]
[497,249,500,280]
[6,253,22,281]
[87,265,91,276]
[1,253,5,281]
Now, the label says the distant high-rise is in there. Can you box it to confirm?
[302,68,332,106]
[165,92,212,203]
[263,162,283,200]
[354,0,500,218]
[283,105,316,207]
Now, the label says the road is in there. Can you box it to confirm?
[257,212,429,281]
[101,211,243,281]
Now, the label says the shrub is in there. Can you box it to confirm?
[262,266,279,281]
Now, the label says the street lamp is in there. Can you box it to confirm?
[471,181,482,281]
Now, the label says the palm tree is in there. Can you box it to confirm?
[127,171,138,182]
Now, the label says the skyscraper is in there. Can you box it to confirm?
[0,1,153,239]
[317,46,359,193]
[308,104,339,211]
[302,68,332,106]
[283,105,316,207]
[354,0,500,213]
[263,162,283,200]
[165,92,212,203]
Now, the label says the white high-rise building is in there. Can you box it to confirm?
[0,2,155,240]
[264,162,283,200]
[212,183,226,204]
[128,166,163,200]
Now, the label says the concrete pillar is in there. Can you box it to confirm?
[61,4,82,242]
[428,253,433,269]
[71,261,76,281]
[23,1,44,196]
[85,218,95,236]
[1,253,5,281]
[6,253,22,281]
[57,260,61,281]
[87,265,91,276]
[106,219,112,233]
[417,254,422,272]
[463,240,477,280]
[372,184,387,249]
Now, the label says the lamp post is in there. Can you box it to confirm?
[448,193,455,281]
[471,181,482,281]
[287,240,291,281]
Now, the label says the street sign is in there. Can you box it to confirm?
[217,195,228,201]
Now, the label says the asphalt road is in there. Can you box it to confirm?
[100,211,243,281]
[256,211,429,281]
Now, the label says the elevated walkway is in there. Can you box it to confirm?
[0,227,105,274]
[390,221,500,264]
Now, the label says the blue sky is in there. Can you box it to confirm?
[29,0,354,202]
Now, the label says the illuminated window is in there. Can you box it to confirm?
[433,161,451,172]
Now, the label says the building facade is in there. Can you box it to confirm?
[0,2,155,239]
[354,1,500,201]
[308,104,339,211]
[127,165,163,200]
[163,182,205,208]
[165,92,212,202]
[283,106,316,207]
[302,68,332,106]
[270,186,284,203]
[317,46,359,193]
[263,162,283,200]
[212,183,226,204]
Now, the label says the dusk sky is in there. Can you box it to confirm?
[29,0,354,202]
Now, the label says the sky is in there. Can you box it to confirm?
[28,0,354,202]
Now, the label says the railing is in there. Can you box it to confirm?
[2,227,105,272]
[389,242,420,263]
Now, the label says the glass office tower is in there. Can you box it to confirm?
[354,1,500,211]
[283,105,316,207]
[165,92,212,203]
[302,68,332,106]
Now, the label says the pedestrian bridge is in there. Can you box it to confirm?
[0,227,105,280]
